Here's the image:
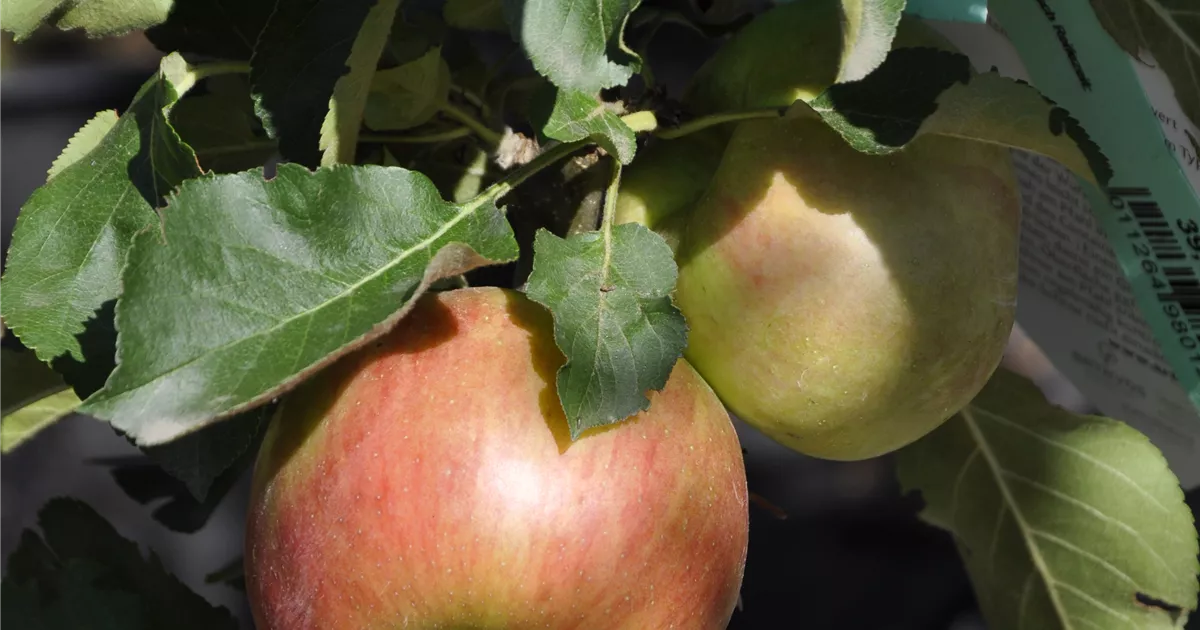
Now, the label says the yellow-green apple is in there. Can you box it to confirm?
[669,116,1019,460]
[684,1,958,115]
[617,4,1018,460]
[245,287,750,629]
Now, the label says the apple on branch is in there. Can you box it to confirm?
[245,288,750,629]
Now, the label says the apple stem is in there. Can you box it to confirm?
[656,107,788,140]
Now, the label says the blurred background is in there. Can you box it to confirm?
[1,20,1195,630]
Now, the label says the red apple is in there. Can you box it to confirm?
[245,287,749,629]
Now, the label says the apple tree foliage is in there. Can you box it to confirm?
[0,0,1197,626]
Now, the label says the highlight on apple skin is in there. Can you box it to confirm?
[245,287,750,629]
[671,116,1020,461]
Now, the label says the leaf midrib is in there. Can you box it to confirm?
[962,406,1075,630]
[91,188,494,410]
[1142,0,1200,57]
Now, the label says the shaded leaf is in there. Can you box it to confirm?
[380,136,497,204]
[364,47,452,131]
[680,0,848,114]
[2,560,146,630]
[320,0,403,166]
[503,0,640,93]
[536,88,637,164]
[101,407,269,532]
[50,300,118,401]
[836,0,907,82]
[250,0,378,167]
[898,369,1199,630]
[804,47,971,152]
[2,499,238,630]
[912,72,1112,187]
[799,50,1113,187]
[0,54,202,365]
[141,406,270,501]
[145,0,274,60]
[1,0,170,40]
[386,9,448,67]
[445,0,508,32]
[526,219,687,438]
[79,163,519,445]
[1091,0,1200,133]
[171,75,276,174]
[1,347,80,453]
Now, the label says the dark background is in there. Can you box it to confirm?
[2,21,1195,630]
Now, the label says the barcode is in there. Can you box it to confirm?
[1116,186,1200,328]
[1163,266,1200,328]
[1131,200,1186,260]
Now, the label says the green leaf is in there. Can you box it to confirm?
[364,47,452,131]
[50,300,118,401]
[385,9,448,67]
[503,0,640,93]
[0,54,202,365]
[171,75,276,174]
[145,0,274,60]
[1091,0,1199,136]
[140,406,270,501]
[2,499,238,630]
[914,73,1113,188]
[46,110,119,180]
[250,0,378,167]
[525,219,687,439]
[79,163,519,445]
[897,368,1199,630]
[1,348,80,453]
[2,559,147,630]
[798,49,1113,187]
[537,88,637,164]
[101,406,270,531]
[1,0,170,40]
[320,0,403,165]
[803,47,971,152]
[445,0,508,32]
[836,0,906,82]
[383,140,496,204]
[1,390,80,454]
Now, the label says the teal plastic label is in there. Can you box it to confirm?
[904,0,988,23]
[991,0,1200,419]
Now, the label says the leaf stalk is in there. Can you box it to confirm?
[440,102,503,147]
[655,107,786,139]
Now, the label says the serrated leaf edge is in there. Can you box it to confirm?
[84,164,517,445]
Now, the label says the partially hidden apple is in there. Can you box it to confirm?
[245,287,750,629]
[617,5,1020,460]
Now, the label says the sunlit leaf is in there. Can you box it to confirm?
[526,216,686,438]
[898,369,1199,630]
[0,54,201,365]
[79,163,518,445]
[504,0,641,93]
